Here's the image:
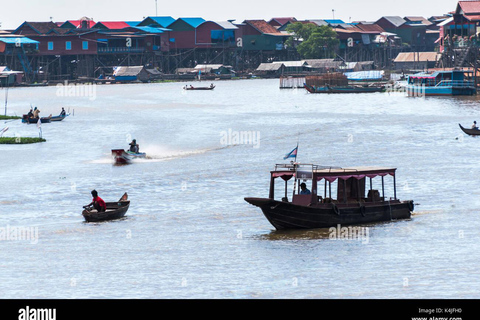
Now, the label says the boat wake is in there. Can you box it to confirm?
[88,144,234,164]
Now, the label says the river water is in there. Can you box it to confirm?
[1,79,480,299]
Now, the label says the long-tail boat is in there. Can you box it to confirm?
[245,163,414,230]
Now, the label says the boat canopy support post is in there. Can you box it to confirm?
[381,176,385,201]
[269,176,275,199]
[393,174,397,200]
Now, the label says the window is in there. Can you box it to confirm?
[48,42,54,50]
[82,41,88,50]
[66,41,71,50]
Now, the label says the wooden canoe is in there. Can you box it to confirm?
[82,193,130,222]
[459,124,480,136]
[50,114,69,122]
[183,85,215,90]
[22,115,52,123]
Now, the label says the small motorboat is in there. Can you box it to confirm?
[183,85,215,90]
[82,193,130,222]
[112,149,147,165]
[459,123,480,136]
[22,114,52,123]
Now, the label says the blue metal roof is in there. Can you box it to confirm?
[132,26,170,33]
[0,37,39,44]
[324,19,345,24]
[145,16,176,27]
[171,18,206,28]
[125,21,141,27]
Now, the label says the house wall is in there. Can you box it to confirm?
[29,34,98,55]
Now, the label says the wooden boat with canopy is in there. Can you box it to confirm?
[244,163,414,230]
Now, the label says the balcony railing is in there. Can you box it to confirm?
[97,47,145,53]
[435,80,475,88]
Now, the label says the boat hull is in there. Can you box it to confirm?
[406,85,476,97]
[184,86,215,90]
[459,124,480,136]
[50,114,69,121]
[22,116,51,123]
[111,149,146,165]
[82,201,130,222]
[304,83,383,94]
[245,197,413,230]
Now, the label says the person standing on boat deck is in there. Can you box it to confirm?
[300,182,311,195]
[60,108,66,116]
[33,107,40,119]
[129,139,139,153]
[472,121,479,130]
[85,190,106,212]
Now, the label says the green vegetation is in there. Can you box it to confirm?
[0,137,46,144]
[285,22,340,59]
[0,115,21,120]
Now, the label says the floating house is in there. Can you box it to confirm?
[112,65,150,82]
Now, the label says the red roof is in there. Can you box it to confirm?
[458,1,480,14]
[245,20,285,35]
[95,21,130,29]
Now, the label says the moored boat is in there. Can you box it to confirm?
[459,123,480,136]
[406,70,475,97]
[82,193,130,222]
[245,163,414,230]
[111,149,147,165]
[304,83,384,94]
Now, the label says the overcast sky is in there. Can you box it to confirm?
[0,0,457,29]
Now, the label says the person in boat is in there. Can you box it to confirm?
[33,107,40,119]
[85,190,106,212]
[299,182,311,195]
[190,85,194,89]
[60,108,66,116]
[27,108,33,118]
[129,139,139,153]
[472,121,479,130]
[210,83,214,88]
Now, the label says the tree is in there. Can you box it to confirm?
[285,23,339,59]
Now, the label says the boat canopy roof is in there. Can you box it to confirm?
[409,69,473,79]
[271,164,396,182]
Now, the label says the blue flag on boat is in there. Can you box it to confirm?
[283,146,298,160]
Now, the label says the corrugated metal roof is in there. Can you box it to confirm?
[144,16,176,27]
[214,21,238,30]
[94,21,131,29]
[132,26,169,33]
[0,37,39,44]
[171,18,206,28]
[244,20,285,35]
[458,1,480,14]
[256,63,283,71]
[113,66,145,77]
[394,52,440,62]
[378,16,406,27]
